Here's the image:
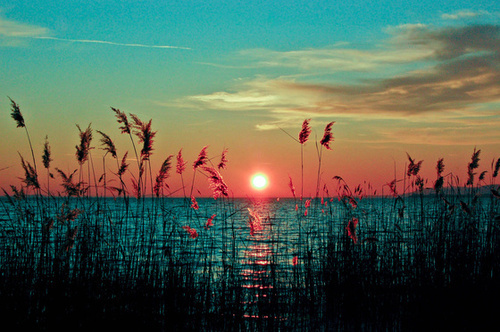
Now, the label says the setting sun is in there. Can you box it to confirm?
[251,174,268,190]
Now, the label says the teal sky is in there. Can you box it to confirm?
[1,1,499,197]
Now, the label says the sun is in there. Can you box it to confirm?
[251,174,268,190]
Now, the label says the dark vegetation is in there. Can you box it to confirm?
[1,99,500,331]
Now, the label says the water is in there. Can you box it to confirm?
[0,193,494,274]
[0,193,497,329]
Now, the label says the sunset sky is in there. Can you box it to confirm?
[1,1,499,198]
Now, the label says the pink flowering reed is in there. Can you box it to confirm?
[346,217,359,244]
[193,146,208,169]
[299,119,311,144]
[190,196,199,210]
[320,121,335,150]
[75,124,93,165]
[154,155,173,197]
[182,226,198,239]
[176,148,187,174]
[203,166,228,199]
[205,214,216,229]
[218,148,228,170]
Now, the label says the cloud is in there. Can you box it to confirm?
[376,119,500,146]
[33,36,192,50]
[184,24,499,114]
[0,17,48,37]
[441,10,484,20]
[238,40,435,73]
[0,16,190,50]
[180,24,500,144]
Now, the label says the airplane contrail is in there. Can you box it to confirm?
[33,36,192,50]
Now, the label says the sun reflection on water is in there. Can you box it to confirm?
[239,203,285,322]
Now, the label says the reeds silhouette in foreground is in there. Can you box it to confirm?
[1,99,500,331]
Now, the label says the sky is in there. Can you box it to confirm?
[0,1,499,198]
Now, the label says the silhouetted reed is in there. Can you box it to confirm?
[298,119,311,199]
[316,121,335,197]
[1,101,500,331]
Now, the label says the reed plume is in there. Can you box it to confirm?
[479,170,487,182]
[96,131,117,196]
[118,152,129,176]
[203,166,228,199]
[56,168,86,197]
[131,115,156,161]
[434,158,445,194]
[193,146,208,169]
[19,154,40,189]
[176,149,187,197]
[346,217,359,244]
[154,155,173,197]
[190,146,209,198]
[9,97,25,128]
[320,121,335,150]
[97,130,117,158]
[42,136,52,169]
[415,176,424,193]
[9,98,38,175]
[304,198,311,216]
[131,178,141,199]
[56,203,82,224]
[493,158,500,178]
[218,148,228,170]
[111,151,129,196]
[316,121,335,196]
[299,119,311,198]
[112,107,131,134]
[190,196,199,210]
[288,175,296,198]
[75,124,93,165]
[467,147,481,186]
[406,153,423,177]
[205,214,216,229]
[111,107,140,172]
[299,119,311,144]
[176,149,187,174]
[127,114,156,197]
[182,225,198,239]
[2,185,25,202]
[387,179,398,197]
[41,136,53,195]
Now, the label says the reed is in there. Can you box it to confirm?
[298,119,311,199]
[1,103,500,331]
[315,121,334,198]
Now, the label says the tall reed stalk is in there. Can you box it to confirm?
[298,119,311,199]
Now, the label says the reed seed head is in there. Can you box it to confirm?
[9,97,25,128]
[320,121,335,150]
[176,149,187,174]
[112,107,131,134]
[218,148,228,170]
[75,124,93,165]
[97,130,117,158]
[299,119,311,144]
[193,146,208,169]
[42,136,52,169]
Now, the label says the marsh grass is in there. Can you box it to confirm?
[1,103,500,331]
